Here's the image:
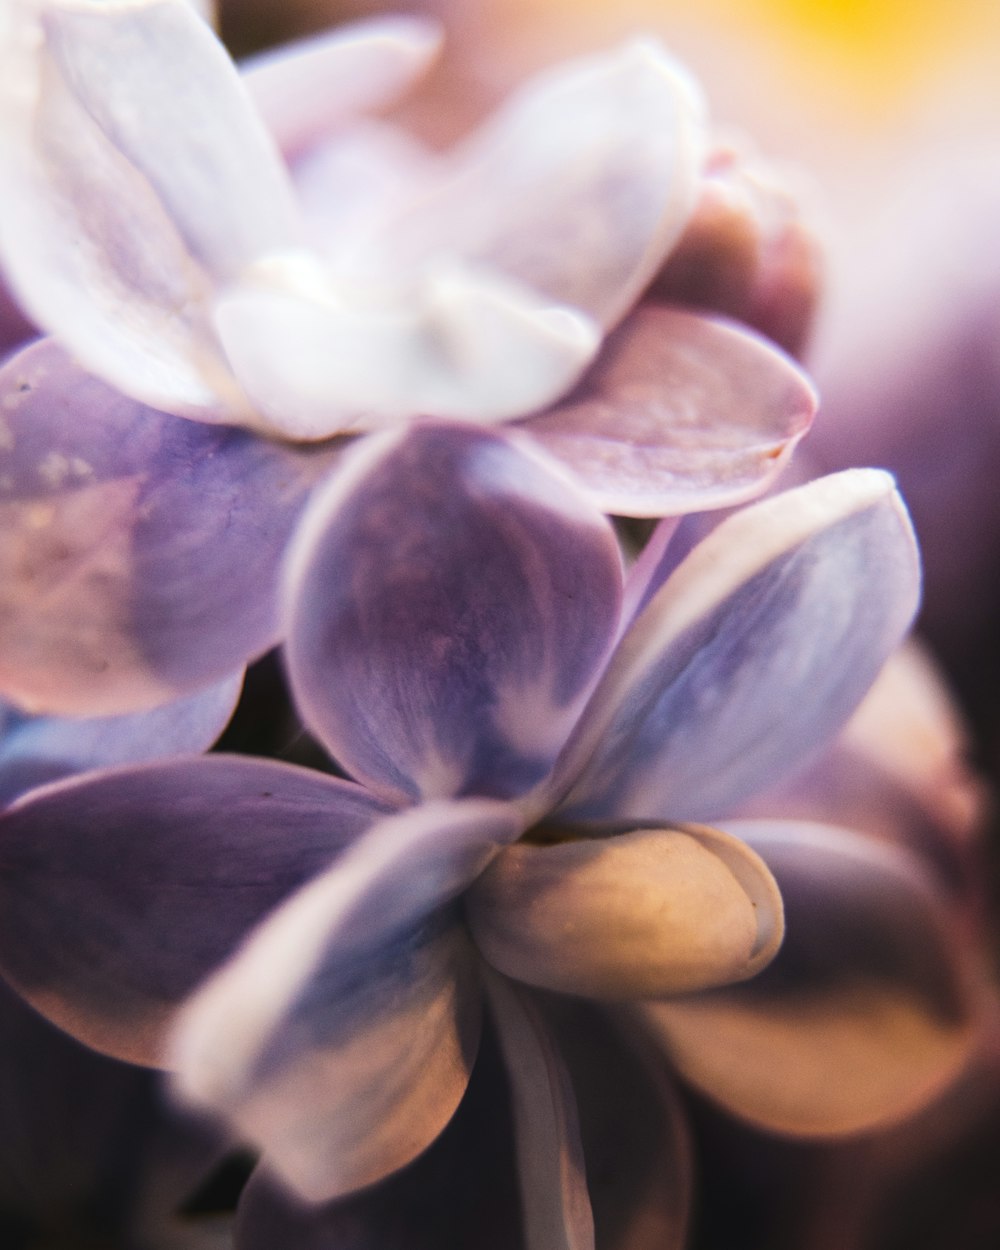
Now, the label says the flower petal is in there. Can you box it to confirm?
[0,671,242,805]
[0,340,336,715]
[553,469,920,822]
[0,755,390,1065]
[213,266,600,437]
[521,305,816,517]
[284,424,623,801]
[368,38,706,329]
[243,15,442,158]
[639,820,982,1136]
[233,1021,524,1250]
[0,0,302,416]
[468,823,782,998]
[485,973,594,1250]
[171,799,521,1202]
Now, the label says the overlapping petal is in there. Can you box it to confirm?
[172,800,521,1202]
[0,339,336,714]
[0,671,242,805]
[0,0,302,417]
[553,469,920,821]
[521,304,817,517]
[0,755,391,1064]
[284,424,623,802]
[363,38,706,331]
[243,15,443,158]
[639,820,982,1136]
[467,823,782,997]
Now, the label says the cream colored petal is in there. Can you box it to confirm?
[466,823,783,999]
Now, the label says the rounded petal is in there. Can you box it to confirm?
[553,469,921,822]
[468,823,782,998]
[0,670,243,805]
[243,16,442,157]
[284,423,623,802]
[213,268,600,437]
[0,755,391,1065]
[0,0,302,416]
[485,974,594,1250]
[171,799,521,1202]
[639,820,982,1136]
[369,38,706,329]
[521,305,816,517]
[0,340,336,715]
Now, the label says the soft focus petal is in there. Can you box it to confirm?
[0,756,390,1065]
[0,0,302,416]
[233,1021,524,1250]
[0,340,336,715]
[553,1001,694,1250]
[366,38,706,330]
[485,974,594,1250]
[0,670,242,805]
[554,469,920,821]
[243,15,442,157]
[468,823,782,998]
[521,304,816,517]
[639,820,982,1136]
[653,138,824,358]
[171,800,521,1202]
[213,267,600,437]
[284,424,622,802]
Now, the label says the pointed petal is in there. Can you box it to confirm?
[243,16,442,157]
[0,0,302,416]
[0,340,336,715]
[521,305,816,517]
[553,470,920,822]
[0,756,390,1065]
[0,670,242,805]
[284,424,622,801]
[485,974,594,1250]
[213,267,600,437]
[468,823,782,998]
[171,800,521,1202]
[640,820,982,1136]
[371,38,706,329]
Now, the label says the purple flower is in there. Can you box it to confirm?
[0,423,976,1245]
[0,5,816,718]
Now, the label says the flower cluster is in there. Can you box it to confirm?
[0,1,992,1247]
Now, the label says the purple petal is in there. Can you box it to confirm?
[0,340,337,715]
[553,470,920,822]
[0,755,391,1065]
[639,820,981,1136]
[468,823,782,999]
[370,39,705,329]
[284,424,623,802]
[0,0,301,416]
[0,671,242,805]
[243,16,442,158]
[171,799,521,1202]
[484,974,595,1250]
[521,305,816,517]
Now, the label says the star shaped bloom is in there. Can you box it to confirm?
[0,421,958,1248]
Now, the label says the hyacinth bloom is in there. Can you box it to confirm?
[0,421,981,1246]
